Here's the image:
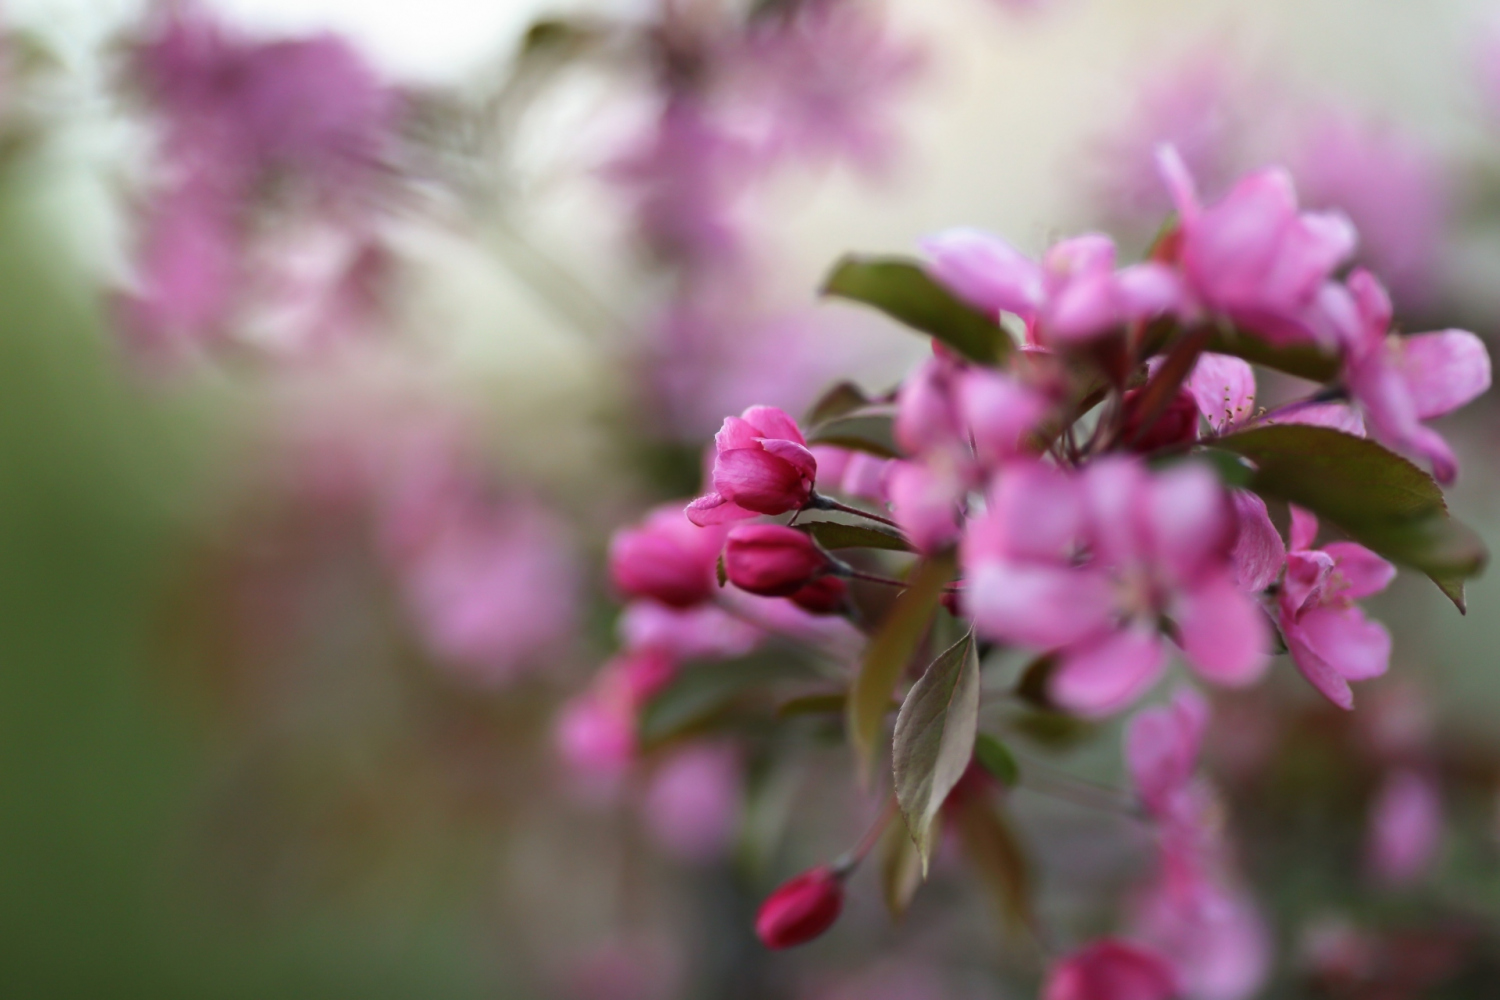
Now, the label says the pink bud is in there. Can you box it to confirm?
[755,866,845,949]
[609,505,725,608]
[1043,940,1179,1000]
[1121,388,1200,453]
[787,575,849,615]
[724,525,833,597]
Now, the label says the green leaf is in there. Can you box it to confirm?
[822,255,1012,366]
[775,692,848,718]
[802,519,913,552]
[806,412,902,458]
[948,792,1034,934]
[1204,326,1340,383]
[1183,447,1257,489]
[846,553,956,777]
[973,733,1019,787]
[878,811,928,919]
[639,656,815,747]
[804,380,873,426]
[893,633,981,873]
[1216,424,1488,610]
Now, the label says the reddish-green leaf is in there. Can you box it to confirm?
[802,518,913,553]
[1204,325,1340,383]
[804,380,873,426]
[878,812,927,919]
[893,633,980,872]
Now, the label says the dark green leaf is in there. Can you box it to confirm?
[802,518,913,552]
[878,812,927,919]
[973,733,1019,787]
[804,380,872,426]
[639,656,815,747]
[847,554,956,777]
[949,792,1034,934]
[893,633,981,872]
[1184,447,1257,489]
[822,255,1011,366]
[1216,424,1487,610]
[807,412,902,458]
[1204,326,1340,383]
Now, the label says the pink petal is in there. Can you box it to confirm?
[684,492,758,526]
[1282,549,1335,616]
[714,447,810,514]
[1174,572,1271,687]
[1347,268,1393,343]
[1147,463,1236,581]
[1279,401,1365,435]
[1289,505,1319,552]
[978,460,1087,562]
[1126,686,1209,815]
[887,459,964,553]
[1366,769,1442,886]
[1114,262,1185,318]
[963,561,1116,650]
[1045,270,1125,342]
[958,370,1048,465]
[1230,491,1285,593]
[1045,233,1118,277]
[740,404,806,445]
[715,415,763,452]
[618,601,763,661]
[1083,456,1150,566]
[895,357,960,453]
[1284,619,1354,710]
[1322,542,1396,600]
[1050,625,1168,718]
[919,227,1045,317]
[1262,209,1357,306]
[1295,605,1391,682]
[1156,144,1201,221]
[840,452,892,503]
[760,437,819,483]
[1399,330,1491,419]
[1188,353,1257,432]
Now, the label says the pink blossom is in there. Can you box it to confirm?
[1186,354,1257,434]
[1042,939,1179,1000]
[1291,113,1448,307]
[1321,269,1490,483]
[1277,506,1395,710]
[723,524,834,596]
[1131,880,1270,1000]
[810,446,893,504]
[1366,768,1442,885]
[610,504,727,608]
[687,406,818,524]
[963,459,1270,717]
[736,0,923,173]
[1227,491,1284,594]
[1127,688,1211,822]
[618,601,763,662]
[556,650,679,778]
[643,744,743,863]
[887,458,967,554]
[1157,146,1356,347]
[921,229,1181,345]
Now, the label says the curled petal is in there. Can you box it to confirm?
[1295,605,1391,682]
[1229,491,1285,593]
[740,404,807,445]
[685,491,758,526]
[1284,620,1354,710]
[714,447,812,514]
[1322,542,1395,600]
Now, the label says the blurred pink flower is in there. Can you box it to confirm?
[609,503,727,608]
[617,600,763,662]
[1319,269,1490,483]
[643,744,742,862]
[887,458,967,554]
[1042,939,1179,1000]
[687,405,818,524]
[1277,506,1395,710]
[1367,768,1443,885]
[1290,113,1448,307]
[556,649,679,779]
[810,446,893,505]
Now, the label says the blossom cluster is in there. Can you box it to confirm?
[582,146,1492,995]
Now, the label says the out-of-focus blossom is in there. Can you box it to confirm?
[560,936,682,1000]
[811,446,893,504]
[643,743,742,863]
[1131,881,1269,1000]
[122,7,396,358]
[756,865,845,949]
[1290,113,1448,307]
[688,405,818,524]
[785,575,849,615]
[887,458,968,554]
[963,459,1269,717]
[556,649,678,779]
[1127,687,1211,822]
[1320,269,1490,483]
[1186,354,1257,434]
[1042,939,1179,1000]
[1157,146,1356,347]
[610,504,727,608]
[618,600,763,662]
[720,587,864,661]
[921,229,1181,345]
[1278,506,1395,710]
[723,524,834,596]
[736,0,923,173]
[1367,768,1443,885]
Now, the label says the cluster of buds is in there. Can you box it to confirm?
[572,145,1491,992]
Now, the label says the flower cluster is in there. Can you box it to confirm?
[576,145,1491,987]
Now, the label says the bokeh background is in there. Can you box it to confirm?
[8,1,1500,997]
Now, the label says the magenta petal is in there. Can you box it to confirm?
[715,415,762,452]
[1174,572,1271,686]
[1147,463,1235,581]
[1230,491,1285,593]
[1050,625,1168,718]
[1283,619,1355,710]
[714,448,809,514]
[1188,353,1256,432]
[919,227,1044,317]
[1289,505,1319,552]
[1399,330,1492,420]
[684,492,757,526]
[1322,542,1395,600]
[981,460,1088,562]
[1156,144,1201,220]
[1296,605,1391,682]
[963,561,1115,649]
[741,404,806,445]
[760,438,818,483]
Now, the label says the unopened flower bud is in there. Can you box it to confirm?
[724,525,833,597]
[755,866,845,949]
[608,505,726,608]
[1043,939,1179,1000]
[787,575,849,615]
[1121,387,1200,453]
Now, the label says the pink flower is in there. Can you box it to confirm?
[1186,354,1257,434]
[610,504,727,608]
[1127,688,1211,822]
[1322,269,1490,483]
[1227,491,1285,594]
[1131,881,1270,1000]
[887,458,967,554]
[1366,768,1442,885]
[1278,506,1395,710]
[810,446,893,504]
[687,406,818,525]
[723,525,834,596]
[1157,145,1356,347]
[556,650,679,779]
[642,744,743,863]
[921,229,1181,345]
[962,459,1270,717]
[755,866,845,949]
[617,601,764,662]
[1042,939,1179,1000]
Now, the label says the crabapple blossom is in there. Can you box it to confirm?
[1278,507,1395,710]
[643,744,743,863]
[723,524,834,596]
[1042,939,1179,1000]
[610,504,727,608]
[755,866,845,949]
[1367,768,1443,885]
[687,405,818,524]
